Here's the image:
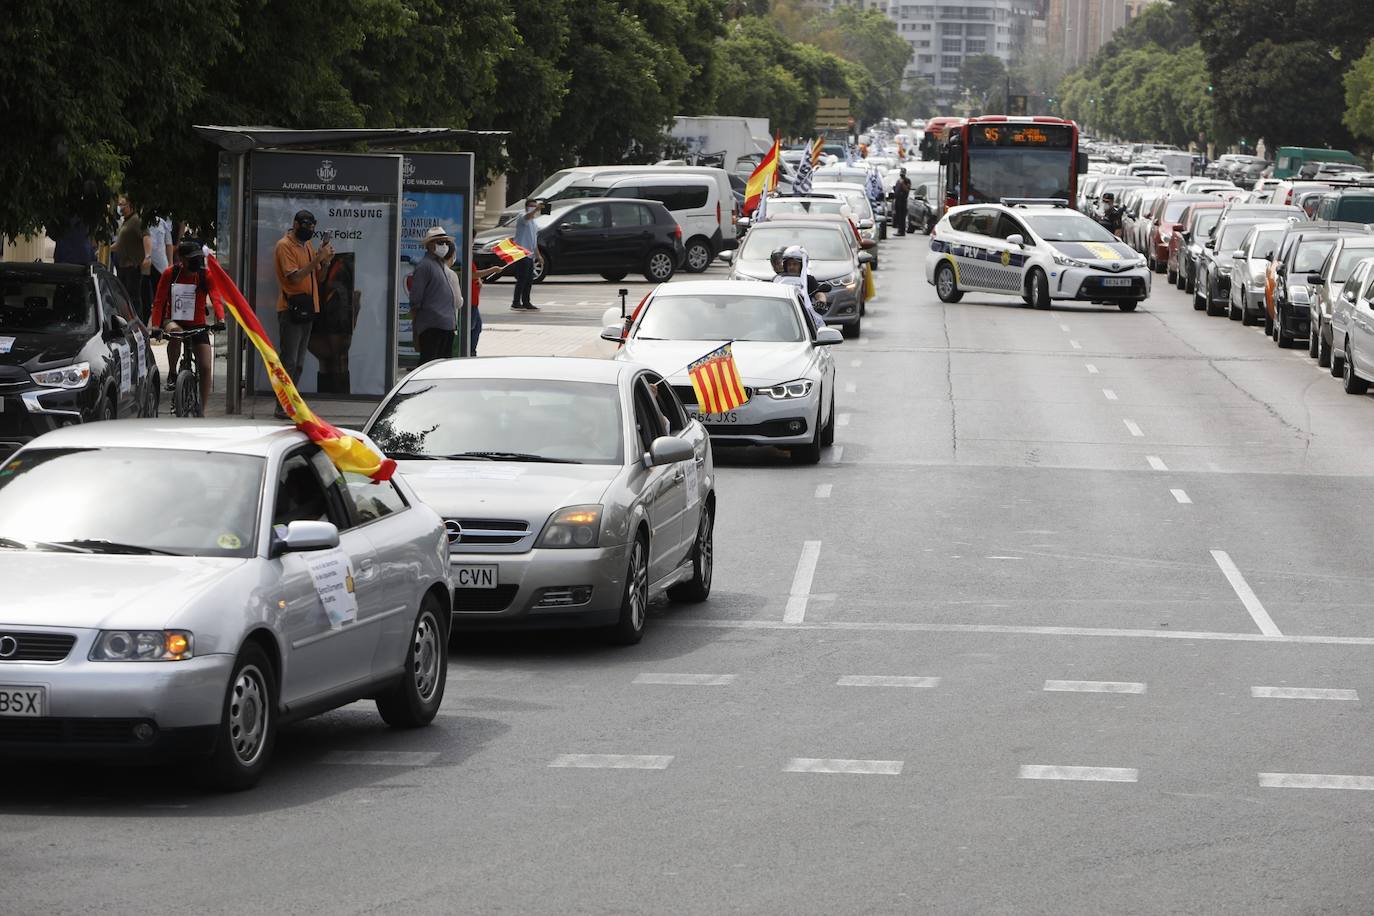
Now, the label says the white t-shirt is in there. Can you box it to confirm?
[148,218,172,273]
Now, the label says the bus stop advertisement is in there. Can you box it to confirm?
[399,152,475,366]
[247,151,402,398]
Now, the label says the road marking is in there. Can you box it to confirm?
[784,541,823,624]
[1086,363,1099,374]
[827,446,844,464]
[814,484,833,499]
[1044,680,1146,694]
[1069,339,1083,350]
[1020,765,1138,782]
[784,758,904,775]
[1123,419,1144,437]
[1259,773,1374,791]
[1059,323,1071,331]
[1210,549,1283,637]
[549,754,673,770]
[838,675,941,688]
[1252,686,1358,701]
[845,382,857,393]
[850,359,863,367]
[1147,455,1168,471]
[986,555,1023,560]
[321,751,441,767]
[837,413,851,427]
[1171,489,1192,504]
[633,673,736,686]
[1103,388,1118,401]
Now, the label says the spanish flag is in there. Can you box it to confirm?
[492,238,531,265]
[204,256,396,482]
[688,342,749,414]
[743,133,781,217]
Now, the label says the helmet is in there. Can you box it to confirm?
[176,239,204,261]
[781,245,806,275]
[770,246,787,273]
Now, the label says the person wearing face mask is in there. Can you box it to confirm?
[151,240,227,411]
[408,225,461,363]
[113,195,153,320]
[273,209,334,416]
[510,197,545,311]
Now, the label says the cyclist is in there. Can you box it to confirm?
[151,240,226,412]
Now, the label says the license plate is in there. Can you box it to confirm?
[693,411,739,424]
[1102,277,1132,287]
[0,685,45,717]
[453,565,497,589]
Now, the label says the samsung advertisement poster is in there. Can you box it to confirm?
[399,152,473,367]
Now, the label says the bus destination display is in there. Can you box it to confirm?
[969,125,1072,148]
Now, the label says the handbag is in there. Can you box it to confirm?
[286,292,315,324]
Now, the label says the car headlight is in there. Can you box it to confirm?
[89,630,194,662]
[831,273,858,288]
[1130,259,1148,269]
[1053,253,1087,268]
[536,505,602,549]
[758,379,814,399]
[30,362,91,389]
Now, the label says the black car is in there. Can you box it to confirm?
[473,198,686,284]
[0,262,159,456]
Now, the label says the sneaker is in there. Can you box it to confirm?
[521,303,539,310]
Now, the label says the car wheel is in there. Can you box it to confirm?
[1332,338,1347,377]
[531,252,547,283]
[1166,267,1177,285]
[1276,315,1294,347]
[1228,297,1242,321]
[1028,268,1051,310]
[684,238,712,274]
[1344,345,1369,394]
[600,271,628,282]
[605,534,649,645]
[668,505,713,603]
[935,262,962,303]
[1185,270,1195,294]
[1119,300,1139,312]
[643,248,676,284]
[376,595,447,727]
[791,404,823,465]
[201,643,276,792]
[1205,286,1225,317]
[139,378,160,418]
[97,393,116,422]
[841,317,861,339]
[1309,319,1321,358]
[820,390,835,447]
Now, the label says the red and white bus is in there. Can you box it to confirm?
[938,116,1089,212]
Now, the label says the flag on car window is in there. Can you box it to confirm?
[492,238,532,265]
[688,342,749,414]
[743,133,781,216]
[865,167,884,204]
[203,256,396,482]
[795,140,817,196]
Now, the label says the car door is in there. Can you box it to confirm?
[1330,255,1364,346]
[96,275,142,417]
[950,207,1004,293]
[271,445,383,706]
[992,212,1034,292]
[630,376,685,582]
[551,203,610,272]
[607,202,656,268]
[1346,263,1374,365]
[647,371,702,568]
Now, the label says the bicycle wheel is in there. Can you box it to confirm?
[174,369,201,418]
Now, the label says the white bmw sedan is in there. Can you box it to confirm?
[606,280,842,464]
[0,421,452,790]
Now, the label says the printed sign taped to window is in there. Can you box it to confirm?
[306,548,359,629]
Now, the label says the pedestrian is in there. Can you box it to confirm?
[408,225,461,364]
[143,215,174,319]
[469,265,504,356]
[892,168,912,236]
[272,209,333,417]
[113,196,152,320]
[50,216,95,266]
[510,197,545,311]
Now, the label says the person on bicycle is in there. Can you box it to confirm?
[151,240,225,412]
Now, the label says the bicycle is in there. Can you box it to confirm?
[163,325,221,418]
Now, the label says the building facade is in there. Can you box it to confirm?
[874,1,1021,107]
[1044,0,1128,71]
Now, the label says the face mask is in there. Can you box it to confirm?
[433,243,450,258]
[187,257,206,273]
[294,226,314,242]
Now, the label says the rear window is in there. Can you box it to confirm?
[1333,198,1374,223]
[1291,239,1335,274]
[642,185,709,211]
[1163,201,1194,222]
[1333,245,1374,283]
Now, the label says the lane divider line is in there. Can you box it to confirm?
[784,541,823,624]
[850,359,863,367]
[632,674,736,686]
[1252,686,1358,701]
[1069,339,1083,350]
[549,754,673,770]
[1123,419,1144,437]
[845,382,857,393]
[838,675,941,688]
[1060,324,1071,332]
[1171,489,1192,504]
[1103,389,1118,401]
[1044,680,1146,694]
[837,413,851,427]
[784,758,904,775]
[1147,455,1168,471]
[814,484,833,499]
[1259,773,1374,791]
[1086,363,1099,374]
[826,446,844,465]
[1019,765,1138,783]
[1210,549,1283,637]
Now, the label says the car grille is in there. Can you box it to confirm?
[0,717,148,744]
[0,631,77,662]
[446,518,531,548]
[453,585,520,614]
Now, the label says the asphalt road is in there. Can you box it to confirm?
[8,233,1374,915]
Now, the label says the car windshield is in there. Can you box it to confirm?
[815,188,872,218]
[1193,212,1222,236]
[1163,200,1195,222]
[368,379,623,465]
[740,226,852,261]
[966,148,1073,202]
[635,294,804,343]
[0,448,262,557]
[1219,223,1264,251]
[1024,213,1119,243]
[1292,239,1336,274]
[1333,246,1374,283]
[549,184,609,202]
[528,169,578,199]
[0,276,95,333]
[1334,199,1374,222]
[1250,229,1283,258]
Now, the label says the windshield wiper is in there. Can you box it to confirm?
[383,450,443,460]
[0,536,32,550]
[49,539,183,556]
[449,451,582,464]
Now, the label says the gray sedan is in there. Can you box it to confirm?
[365,357,715,644]
[0,421,452,790]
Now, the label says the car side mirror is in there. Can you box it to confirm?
[601,325,625,342]
[737,217,751,230]
[858,251,876,265]
[558,222,572,232]
[646,435,692,468]
[1204,240,1215,249]
[1232,249,1247,259]
[858,219,874,229]
[1007,233,1025,248]
[1308,274,1325,285]
[814,327,844,346]
[105,313,128,337]
[719,249,735,263]
[270,520,340,558]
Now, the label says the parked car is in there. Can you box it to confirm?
[727,218,871,336]
[0,262,160,458]
[473,198,685,284]
[928,203,1150,311]
[1225,222,1287,325]
[1149,195,1218,274]
[1313,189,1374,225]
[363,357,714,644]
[607,281,841,463]
[1310,236,1374,369]
[1194,218,1274,316]
[1328,256,1374,393]
[1266,228,1354,350]
[1170,202,1225,290]
[0,421,451,788]
[500,165,736,233]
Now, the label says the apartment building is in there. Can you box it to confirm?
[881,1,1020,104]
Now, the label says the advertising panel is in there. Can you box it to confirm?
[399,152,474,367]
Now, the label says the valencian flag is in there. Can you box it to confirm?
[203,255,396,482]
[688,342,749,414]
[491,238,532,265]
[743,133,781,217]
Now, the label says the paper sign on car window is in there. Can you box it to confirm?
[0,337,14,354]
[306,549,359,630]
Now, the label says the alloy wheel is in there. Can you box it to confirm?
[629,540,648,631]
[649,252,673,281]
[686,243,710,272]
[697,512,714,593]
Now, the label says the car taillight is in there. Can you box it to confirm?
[716,201,722,228]
[674,224,682,239]
[731,203,738,226]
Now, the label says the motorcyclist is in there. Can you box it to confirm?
[771,245,828,331]
[150,240,226,410]
[1099,192,1125,238]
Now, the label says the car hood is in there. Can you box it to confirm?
[1050,241,1138,266]
[395,461,618,525]
[0,329,87,370]
[733,258,856,282]
[0,553,246,629]
[620,338,817,385]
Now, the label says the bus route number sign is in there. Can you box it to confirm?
[972,125,1070,148]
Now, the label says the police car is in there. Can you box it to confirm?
[926,201,1151,311]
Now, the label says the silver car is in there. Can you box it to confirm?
[364,357,715,645]
[727,218,871,337]
[0,421,451,789]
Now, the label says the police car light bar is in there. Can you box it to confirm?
[1001,198,1071,208]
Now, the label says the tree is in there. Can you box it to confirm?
[959,54,1007,112]
[1344,39,1374,142]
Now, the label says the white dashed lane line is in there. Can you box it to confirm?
[633,674,736,686]
[1086,363,1099,374]
[1171,489,1192,504]
[1060,323,1071,332]
[1020,765,1138,783]
[1102,389,1118,401]
[837,675,941,688]
[1069,339,1083,350]
[549,755,673,770]
[1147,455,1168,471]
[850,359,863,367]
[1252,686,1358,701]
[1044,680,1146,694]
[1211,549,1283,637]
[784,541,823,624]
[1123,419,1144,437]
[784,758,904,776]
[320,751,441,767]
[837,413,851,427]
[1259,773,1374,791]
[814,484,833,499]
[845,382,857,393]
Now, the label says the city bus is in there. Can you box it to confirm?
[938,116,1089,212]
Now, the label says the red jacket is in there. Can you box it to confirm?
[151,267,226,328]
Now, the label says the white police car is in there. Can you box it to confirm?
[926,202,1151,311]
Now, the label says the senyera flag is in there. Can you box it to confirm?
[492,238,532,265]
[743,133,781,217]
[688,342,749,414]
[204,255,396,482]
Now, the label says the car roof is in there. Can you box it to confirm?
[579,174,714,188]
[18,419,309,456]
[764,212,853,224]
[649,280,796,299]
[407,355,631,384]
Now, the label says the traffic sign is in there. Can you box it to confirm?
[816,97,850,129]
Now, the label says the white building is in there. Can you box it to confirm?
[878,1,1021,107]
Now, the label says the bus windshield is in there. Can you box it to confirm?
[966,147,1074,203]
